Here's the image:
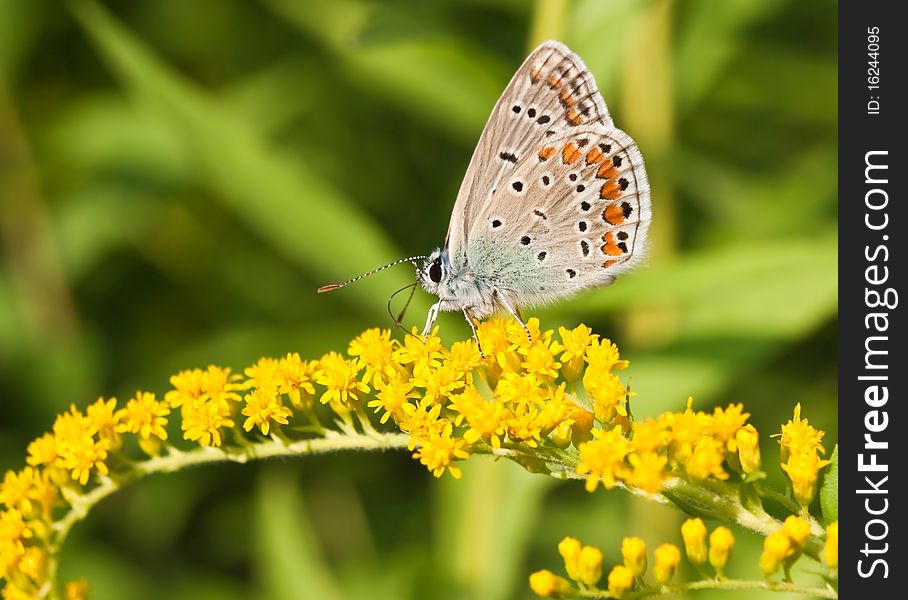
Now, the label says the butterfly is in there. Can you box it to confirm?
[319,41,651,355]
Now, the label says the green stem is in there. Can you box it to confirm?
[577,578,837,599]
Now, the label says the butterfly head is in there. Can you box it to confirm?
[417,248,450,294]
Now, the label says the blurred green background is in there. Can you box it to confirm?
[1,0,836,598]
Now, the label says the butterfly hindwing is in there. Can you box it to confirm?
[463,125,651,307]
[445,41,614,258]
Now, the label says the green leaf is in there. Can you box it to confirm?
[821,445,838,523]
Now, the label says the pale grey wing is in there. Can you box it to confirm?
[464,125,651,307]
[445,41,614,259]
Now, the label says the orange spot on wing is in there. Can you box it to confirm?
[586,148,604,165]
[596,160,617,180]
[538,147,556,161]
[603,203,626,225]
[602,259,618,268]
[562,143,581,164]
[559,89,576,106]
[547,74,563,89]
[566,108,583,125]
[601,232,623,256]
[530,69,541,83]
[600,181,621,200]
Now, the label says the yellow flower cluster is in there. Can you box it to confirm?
[1,320,837,599]
[531,533,686,598]
[759,514,813,577]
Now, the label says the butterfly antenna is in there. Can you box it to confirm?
[317,256,427,293]
[387,282,420,339]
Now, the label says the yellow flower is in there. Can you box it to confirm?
[665,398,710,462]
[201,365,243,407]
[708,526,734,573]
[243,357,281,391]
[577,428,632,491]
[519,339,561,381]
[557,324,597,382]
[506,409,545,448]
[585,337,628,373]
[26,434,58,468]
[735,424,761,473]
[18,546,45,583]
[58,434,110,485]
[558,536,583,581]
[165,368,205,408]
[495,372,544,416]
[534,384,573,436]
[681,518,708,565]
[182,399,235,447]
[411,362,465,404]
[576,545,603,586]
[710,404,750,451]
[781,451,830,506]
[568,407,594,446]
[685,436,729,481]
[116,391,170,442]
[0,469,35,514]
[824,521,838,569]
[528,569,573,599]
[624,452,667,494]
[759,530,792,576]
[653,543,681,584]
[28,471,60,519]
[1,582,32,600]
[86,396,122,451]
[506,317,549,350]
[476,318,512,362]
[393,326,445,369]
[368,377,418,425]
[241,388,291,436]
[607,565,634,598]
[348,328,398,386]
[449,386,508,449]
[0,508,33,543]
[778,403,825,460]
[398,402,445,450]
[781,515,811,550]
[631,418,669,454]
[277,353,317,409]
[52,406,95,449]
[316,352,369,408]
[64,580,90,600]
[584,370,626,424]
[446,340,484,385]
[621,537,647,577]
[411,424,469,479]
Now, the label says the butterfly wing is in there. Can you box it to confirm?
[445,41,614,258]
[464,125,651,308]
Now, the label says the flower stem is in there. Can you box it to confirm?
[577,578,837,599]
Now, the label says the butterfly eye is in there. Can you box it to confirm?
[428,259,443,283]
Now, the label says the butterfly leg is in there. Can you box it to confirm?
[422,301,441,340]
[497,293,532,343]
[461,306,484,359]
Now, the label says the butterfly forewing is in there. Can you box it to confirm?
[446,41,614,257]
[465,125,650,307]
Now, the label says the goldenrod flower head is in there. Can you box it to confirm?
[64,579,90,600]
[368,377,418,425]
[447,340,484,383]
[86,397,122,451]
[653,543,681,585]
[558,537,583,581]
[631,418,669,454]
[624,452,667,494]
[528,569,573,599]
[449,386,508,448]
[710,404,750,451]
[708,526,734,573]
[495,372,544,416]
[621,536,647,577]
[1,581,32,600]
[393,326,445,369]
[519,338,562,381]
[824,521,838,570]
[316,352,369,407]
[607,565,634,598]
[165,368,206,408]
[58,434,110,485]
[411,424,469,479]
[0,508,32,544]
[52,406,94,449]
[277,353,317,409]
[781,515,811,549]
[577,428,631,491]
[348,328,398,387]
[735,424,761,473]
[201,365,243,407]
[685,436,729,481]
[577,544,604,586]
[18,546,45,583]
[781,451,830,506]
[759,529,792,576]
[0,469,35,514]
[411,362,465,404]
[506,409,545,448]
[568,407,594,446]
[28,471,60,519]
[398,402,444,450]
[681,518,708,565]
[557,324,597,382]
[584,370,626,425]
[116,391,170,442]
[778,403,825,460]
[26,434,58,468]
[585,337,628,373]
[506,317,549,351]
[182,399,234,447]
[666,398,710,461]
[243,358,281,391]
[476,319,511,366]
[241,388,291,436]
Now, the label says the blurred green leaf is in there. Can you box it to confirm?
[821,445,838,523]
